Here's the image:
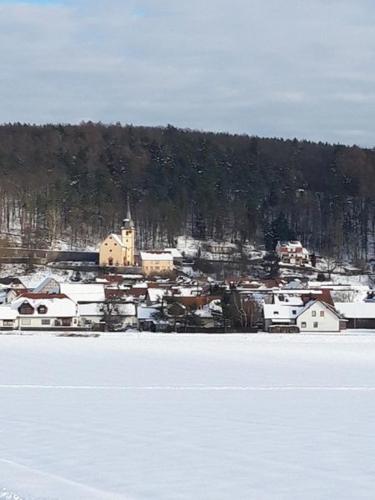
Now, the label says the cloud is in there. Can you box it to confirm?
[0,0,375,146]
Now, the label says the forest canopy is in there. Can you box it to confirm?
[0,122,374,260]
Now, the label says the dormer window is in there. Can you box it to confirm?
[37,305,48,315]
[18,301,34,315]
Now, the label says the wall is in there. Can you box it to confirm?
[99,235,124,266]
[297,302,340,332]
[142,259,173,275]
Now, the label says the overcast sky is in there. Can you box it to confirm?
[1,0,375,146]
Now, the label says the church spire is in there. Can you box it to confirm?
[122,196,134,229]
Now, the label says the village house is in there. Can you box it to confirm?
[8,293,79,330]
[276,240,311,266]
[296,300,346,333]
[335,302,375,329]
[140,252,174,276]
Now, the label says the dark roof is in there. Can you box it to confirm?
[17,293,68,300]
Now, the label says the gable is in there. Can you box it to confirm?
[101,234,125,248]
[297,301,340,321]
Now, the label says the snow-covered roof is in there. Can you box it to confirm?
[147,288,166,303]
[273,294,304,306]
[118,303,136,316]
[263,304,302,321]
[33,276,61,293]
[164,248,183,259]
[335,302,375,319]
[60,283,105,303]
[140,252,173,262]
[137,306,158,320]
[173,286,202,297]
[78,302,103,317]
[11,296,77,318]
[109,233,125,247]
[194,306,213,319]
[296,300,341,319]
[208,299,223,314]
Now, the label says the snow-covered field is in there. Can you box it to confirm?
[1,333,375,499]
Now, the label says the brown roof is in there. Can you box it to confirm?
[260,278,285,288]
[104,275,124,284]
[302,289,334,307]
[171,296,221,309]
[17,293,69,300]
[105,289,128,300]
[127,287,148,298]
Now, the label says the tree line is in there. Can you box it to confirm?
[0,122,374,261]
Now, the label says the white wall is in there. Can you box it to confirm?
[19,316,78,328]
[297,302,340,333]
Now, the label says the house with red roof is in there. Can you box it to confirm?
[276,240,311,266]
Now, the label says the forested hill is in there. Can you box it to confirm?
[0,122,374,260]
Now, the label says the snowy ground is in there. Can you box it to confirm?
[1,333,375,499]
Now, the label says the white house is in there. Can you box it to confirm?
[10,293,79,330]
[78,302,103,326]
[263,303,302,330]
[263,293,304,330]
[78,300,137,329]
[296,300,345,333]
[0,306,18,329]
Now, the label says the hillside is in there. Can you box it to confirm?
[0,123,374,261]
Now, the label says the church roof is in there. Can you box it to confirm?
[109,233,125,247]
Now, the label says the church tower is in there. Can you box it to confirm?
[121,200,135,266]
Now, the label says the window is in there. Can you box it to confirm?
[320,311,325,317]
[273,311,279,315]
[292,310,297,315]
[3,320,13,327]
[313,322,318,328]
[312,310,317,317]
[21,318,31,326]
[18,302,34,315]
[37,305,48,315]
[301,322,306,328]
[41,319,50,326]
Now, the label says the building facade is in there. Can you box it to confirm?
[276,241,310,266]
[99,207,135,267]
[140,252,174,275]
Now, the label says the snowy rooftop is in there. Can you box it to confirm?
[164,248,183,259]
[11,296,77,318]
[263,304,303,321]
[60,283,105,303]
[335,302,375,319]
[140,252,173,262]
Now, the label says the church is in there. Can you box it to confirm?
[99,206,175,275]
[99,207,136,267]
